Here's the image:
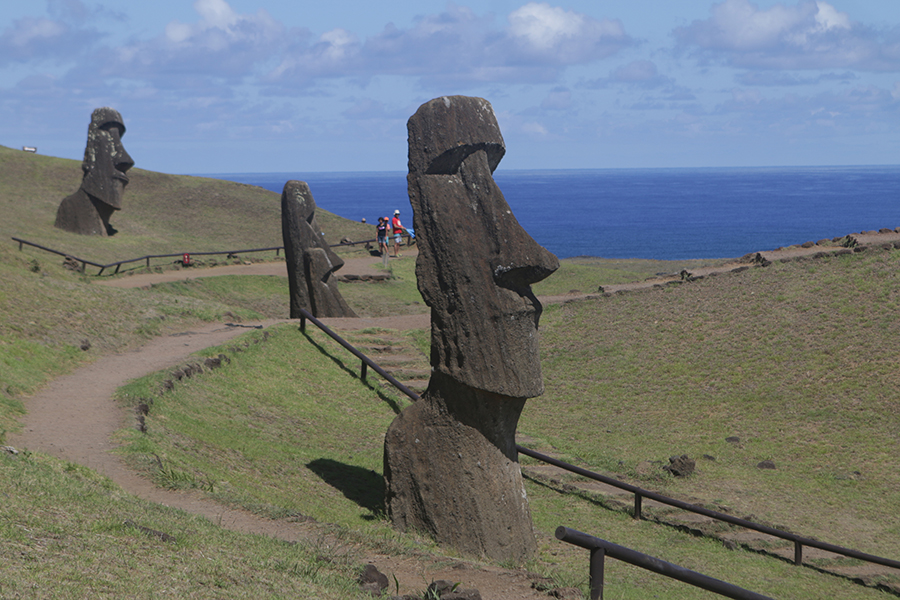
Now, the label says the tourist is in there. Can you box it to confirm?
[376,216,389,256]
[391,209,405,257]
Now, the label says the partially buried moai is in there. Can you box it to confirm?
[281,180,357,318]
[55,107,134,236]
[383,96,559,563]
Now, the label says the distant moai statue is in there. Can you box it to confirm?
[383,96,559,563]
[55,107,134,236]
[280,180,357,318]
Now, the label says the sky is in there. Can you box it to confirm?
[3,0,900,174]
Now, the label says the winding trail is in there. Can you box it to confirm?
[8,252,550,599]
[10,232,900,597]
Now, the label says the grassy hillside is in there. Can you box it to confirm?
[0,144,373,266]
[2,145,898,598]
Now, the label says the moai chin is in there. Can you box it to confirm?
[55,107,134,236]
[383,96,559,563]
[280,180,357,318]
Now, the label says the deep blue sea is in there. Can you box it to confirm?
[200,167,900,260]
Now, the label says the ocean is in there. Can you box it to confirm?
[201,166,900,260]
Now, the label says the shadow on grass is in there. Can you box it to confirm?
[301,329,406,414]
[307,458,385,519]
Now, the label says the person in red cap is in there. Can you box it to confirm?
[391,209,406,257]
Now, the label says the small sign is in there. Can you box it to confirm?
[182,253,191,266]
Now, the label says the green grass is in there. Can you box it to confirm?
[105,283,899,598]
[3,145,900,598]
[531,256,731,296]
[525,249,900,560]
[0,451,367,599]
[0,144,373,270]
[114,325,413,527]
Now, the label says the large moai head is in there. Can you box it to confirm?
[407,95,559,399]
[280,180,356,318]
[81,107,134,211]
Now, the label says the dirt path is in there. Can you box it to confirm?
[9,253,552,599]
[11,231,900,598]
[96,254,387,289]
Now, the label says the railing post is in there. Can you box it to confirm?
[146,257,150,268]
[794,541,803,565]
[634,492,642,520]
[589,546,605,600]
[300,315,306,333]
[18,240,23,251]
[361,360,368,380]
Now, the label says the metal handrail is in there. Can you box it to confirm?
[11,237,103,273]
[292,308,900,577]
[520,446,900,570]
[297,308,421,402]
[12,237,285,275]
[556,526,775,600]
[10,235,409,276]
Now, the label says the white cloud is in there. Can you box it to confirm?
[195,0,239,30]
[0,15,98,64]
[266,3,633,89]
[674,0,900,71]
[507,2,631,64]
[110,0,289,84]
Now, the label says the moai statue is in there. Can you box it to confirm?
[55,108,134,236]
[281,180,357,318]
[383,96,559,563]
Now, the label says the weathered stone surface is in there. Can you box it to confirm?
[55,108,133,236]
[407,96,559,397]
[385,96,558,563]
[357,564,389,596]
[664,454,695,477]
[280,180,356,318]
[384,374,535,562]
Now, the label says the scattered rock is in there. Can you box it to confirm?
[426,580,482,600]
[725,436,740,444]
[79,339,91,351]
[2,446,19,457]
[357,564,389,596]
[801,241,815,248]
[663,454,695,477]
[757,460,776,470]
[62,256,81,271]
